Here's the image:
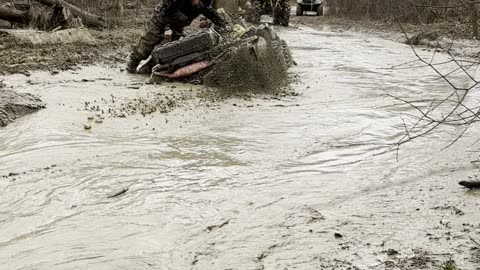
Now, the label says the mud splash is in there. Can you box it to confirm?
[203,36,290,92]
[1,27,480,269]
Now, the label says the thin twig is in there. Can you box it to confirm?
[469,236,480,247]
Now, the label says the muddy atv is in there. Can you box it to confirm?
[145,24,293,91]
[246,0,291,27]
[296,0,324,16]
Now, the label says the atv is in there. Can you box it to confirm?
[246,0,291,27]
[143,23,293,91]
[296,0,324,16]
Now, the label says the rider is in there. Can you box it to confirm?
[126,0,229,73]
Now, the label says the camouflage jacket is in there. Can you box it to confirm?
[212,0,249,14]
[157,0,227,28]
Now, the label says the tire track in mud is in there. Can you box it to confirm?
[185,202,329,269]
[190,219,232,267]
[254,242,288,270]
[248,204,361,270]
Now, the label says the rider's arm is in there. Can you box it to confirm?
[155,0,176,29]
[198,3,228,28]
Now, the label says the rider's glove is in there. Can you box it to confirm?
[215,24,233,34]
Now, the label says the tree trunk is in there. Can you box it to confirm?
[34,0,106,27]
[0,6,29,25]
[111,0,124,16]
[471,2,478,39]
[0,5,61,29]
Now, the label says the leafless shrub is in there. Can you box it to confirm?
[326,0,473,23]
[389,26,480,156]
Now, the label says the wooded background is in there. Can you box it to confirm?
[1,0,479,28]
[325,0,477,23]
[0,0,161,29]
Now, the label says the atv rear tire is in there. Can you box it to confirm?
[151,30,219,65]
[280,3,291,26]
[296,3,302,16]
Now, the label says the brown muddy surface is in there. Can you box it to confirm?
[1,26,480,269]
[0,28,140,75]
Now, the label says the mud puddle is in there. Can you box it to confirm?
[1,27,480,269]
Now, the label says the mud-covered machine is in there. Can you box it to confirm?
[143,24,293,90]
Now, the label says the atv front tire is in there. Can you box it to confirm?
[246,1,263,24]
[151,30,219,65]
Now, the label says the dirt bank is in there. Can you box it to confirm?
[297,16,480,59]
[0,27,142,75]
[0,26,142,126]
[0,87,44,127]
[297,15,473,39]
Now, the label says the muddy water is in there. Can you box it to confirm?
[1,27,480,270]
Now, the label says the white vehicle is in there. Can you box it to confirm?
[296,0,324,16]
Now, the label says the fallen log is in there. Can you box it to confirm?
[1,1,32,11]
[0,5,61,30]
[0,19,11,29]
[1,28,96,45]
[11,2,33,11]
[0,6,29,25]
[34,0,106,27]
